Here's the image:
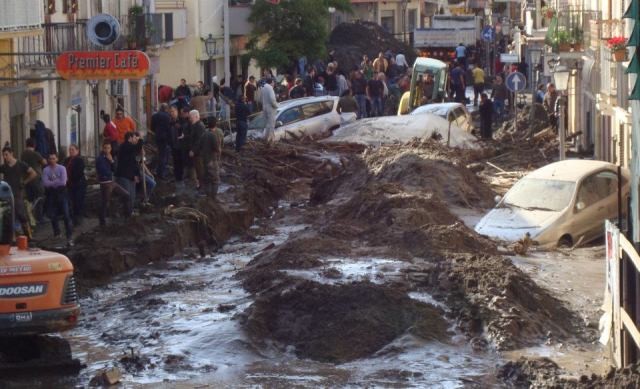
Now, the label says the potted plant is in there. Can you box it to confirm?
[571,27,584,51]
[608,36,627,61]
[555,30,571,52]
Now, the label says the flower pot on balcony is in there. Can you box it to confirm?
[558,43,572,52]
[572,43,583,51]
[613,49,626,62]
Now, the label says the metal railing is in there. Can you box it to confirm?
[17,21,91,69]
[545,8,600,53]
[118,13,166,50]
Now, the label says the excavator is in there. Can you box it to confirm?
[0,181,79,335]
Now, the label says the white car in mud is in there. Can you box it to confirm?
[475,160,629,248]
[248,96,356,141]
[409,102,474,133]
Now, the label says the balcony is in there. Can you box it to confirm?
[117,13,166,51]
[0,0,43,35]
[17,21,91,69]
[588,18,625,50]
[545,8,599,55]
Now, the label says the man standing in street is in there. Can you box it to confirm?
[472,63,485,106]
[451,62,466,103]
[367,72,385,117]
[115,131,143,214]
[351,70,368,119]
[41,152,72,245]
[20,138,46,226]
[113,107,136,145]
[244,75,257,112]
[96,142,131,226]
[491,75,509,121]
[199,117,224,198]
[337,89,359,116]
[479,93,494,140]
[455,43,467,69]
[151,103,172,180]
[543,83,559,130]
[372,52,388,74]
[261,78,278,143]
[188,110,207,192]
[235,95,250,152]
[289,78,306,99]
[174,78,192,110]
[1,146,37,238]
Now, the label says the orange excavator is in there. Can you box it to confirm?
[0,181,79,335]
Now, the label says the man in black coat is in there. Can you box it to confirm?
[115,132,143,212]
[151,103,172,179]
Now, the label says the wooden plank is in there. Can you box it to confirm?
[621,308,640,351]
[620,235,640,272]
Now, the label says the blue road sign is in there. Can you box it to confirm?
[482,26,495,42]
[505,71,526,93]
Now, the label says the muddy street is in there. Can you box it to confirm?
[0,139,624,387]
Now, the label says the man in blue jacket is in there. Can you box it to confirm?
[96,142,131,226]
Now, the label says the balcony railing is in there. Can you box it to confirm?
[117,13,167,50]
[545,8,600,54]
[0,0,43,33]
[17,21,91,69]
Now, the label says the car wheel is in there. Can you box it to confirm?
[558,234,573,248]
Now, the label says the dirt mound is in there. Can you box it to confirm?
[243,280,449,363]
[440,255,577,350]
[498,357,640,388]
[329,21,416,72]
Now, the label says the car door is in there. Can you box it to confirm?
[276,107,304,140]
[571,171,618,243]
[300,101,335,137]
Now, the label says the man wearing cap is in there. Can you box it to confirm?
[261,78,278,143]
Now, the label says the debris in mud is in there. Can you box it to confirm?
[217,303,236,313]
[498,357,640,388]
[89,367,122,387]
[119,349,152,372]
[0,335,83,376]
[244,280,449,363]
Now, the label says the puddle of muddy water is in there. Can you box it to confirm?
[10,202,502,388]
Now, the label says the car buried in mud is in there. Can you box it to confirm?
[474,160,629,248]
[247,96,356,141]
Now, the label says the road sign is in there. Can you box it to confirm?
[481,26,494,42]
[500,53,519,63]
[506,71,526,93]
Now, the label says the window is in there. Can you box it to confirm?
[407,9,417,32]
[278,108,302,125]
[381,10,395,33]
[576,171,618,209]
[300,102,332,119]
[63,0,78,14]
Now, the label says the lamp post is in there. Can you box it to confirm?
[529,49,541,94]
[328,6,336,31]
[401,0,409,43]
[205,34,217,87]
[552,65,570,160]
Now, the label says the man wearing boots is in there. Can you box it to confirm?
[198,117,224,198]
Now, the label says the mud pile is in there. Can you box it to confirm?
[242,140,578,362]
[328,21,416,72]
[498,357,640,387]
[62,141,344,288]
[244,280,449,363]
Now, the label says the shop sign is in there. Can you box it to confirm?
[56,51,150,80]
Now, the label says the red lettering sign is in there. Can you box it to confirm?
[56,51,150,80]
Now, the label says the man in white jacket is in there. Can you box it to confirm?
[261,78,278,143]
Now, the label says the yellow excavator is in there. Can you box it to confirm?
[397,57,449,115]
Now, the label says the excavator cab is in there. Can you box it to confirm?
[398,57,449,115]
[0,181,79,335]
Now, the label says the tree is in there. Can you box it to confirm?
[247,0,351,70]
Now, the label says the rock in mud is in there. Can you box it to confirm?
[244,280,449,363]
[89,367,122,386]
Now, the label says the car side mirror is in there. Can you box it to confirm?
[275,121,284,128]
[494,195,502,204]
[576,201,586,211]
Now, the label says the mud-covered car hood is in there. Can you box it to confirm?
[474,206,561,242]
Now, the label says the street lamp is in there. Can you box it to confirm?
[401,0,409,43]
[205,34,217,89]
[328,7,336,31]
[553,65,570,160]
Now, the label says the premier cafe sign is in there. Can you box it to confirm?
[56,50,150,80]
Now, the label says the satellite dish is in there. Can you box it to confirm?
[87,14,121,46]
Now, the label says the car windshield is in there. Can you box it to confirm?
[500,178,576,212]
[411,106,449,118]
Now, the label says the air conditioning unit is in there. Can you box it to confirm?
[108,80,128,96]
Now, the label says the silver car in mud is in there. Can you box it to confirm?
[248,96,356,141]
[475,160,629,248]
